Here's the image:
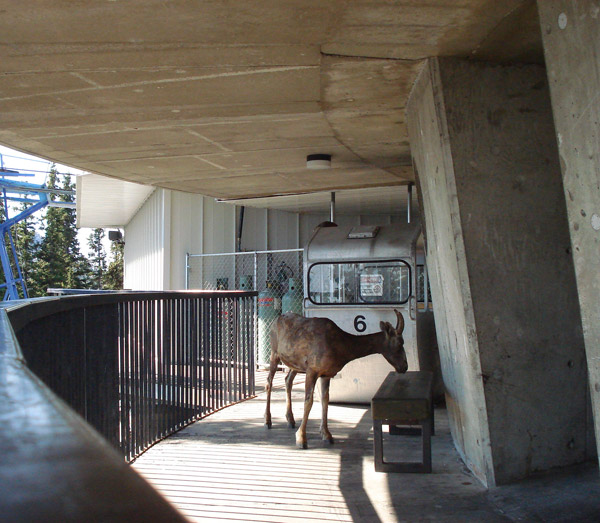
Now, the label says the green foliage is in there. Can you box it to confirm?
[11,203,41,297]
[87,228,107,289]
[35,169,91,294]
[103,239,124,290]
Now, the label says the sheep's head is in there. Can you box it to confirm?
[379,309,408,374]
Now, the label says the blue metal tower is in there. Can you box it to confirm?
[0,155,75,300]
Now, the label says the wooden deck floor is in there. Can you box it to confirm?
[133,370,600,522]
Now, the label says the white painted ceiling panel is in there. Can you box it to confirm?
[76,174,155,228]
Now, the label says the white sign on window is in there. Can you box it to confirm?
[360,274,384,296]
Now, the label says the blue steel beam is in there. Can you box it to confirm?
[0,175,55,300]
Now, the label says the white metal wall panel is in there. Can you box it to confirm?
[202,198,236,255]
[169,191,204,289]
[267,209,299,250]
[124,188,166,290]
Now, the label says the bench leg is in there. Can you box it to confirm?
[373,419,432,473]
[422,417,432,473]
[373,419,385,472]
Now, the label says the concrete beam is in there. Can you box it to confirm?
[538,0,600,466]
[407,58,591,486]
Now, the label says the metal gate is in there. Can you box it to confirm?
[186,249,303,366]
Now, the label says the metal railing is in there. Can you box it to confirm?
[6,291,256,462]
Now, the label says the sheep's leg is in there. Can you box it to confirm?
[319,377,333,444]
[285,369,297,428]
[296,369,318,449]
[264,338,280,429]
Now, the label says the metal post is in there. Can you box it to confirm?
[407,183,413,224]
[330,191,336,223]
[424,261,429,311]
[253,251,258,369]
[185,253,190,290]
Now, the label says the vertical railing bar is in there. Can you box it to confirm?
[185,298,191,424]
[149,299,156,448]
[172,298,177,430]
[233,299,239,401]
[158,298,165,439]
[249,296,255,396]
[240,298,245,400]
[175,300,183,428]
[190,298,196,419]
[129,300,135,457]
[139,300,145,451]
[164,298,170,438]
[168,298,175,434]
[211,297,216,412]
[218,297,223,409]
[132,300,139,457]
[161,298,169,439]
[190,298,196,420]
[196,298,201,418]
[128,300,134,460]
[118,303,126,457]
[178,298,182,426]
[126,301,133,460]
[233,299,237,402]
[231,298,236,402]
[210,297,214,411]
[140,299,147,452]
[203,298,210,416]
[226,298,231,404]
[245,297,250,398]
[178,298,183,428]
[144,299,150,451]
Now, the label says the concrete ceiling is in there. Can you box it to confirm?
[0,1,542,212]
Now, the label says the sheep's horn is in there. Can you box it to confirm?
[394,310,405,334]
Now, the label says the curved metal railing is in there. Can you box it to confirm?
[5,290,257,461]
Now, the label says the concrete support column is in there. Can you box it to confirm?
[407,58,591,486]
[538,0,600,466]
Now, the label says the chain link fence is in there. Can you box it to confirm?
[186,249,304,366]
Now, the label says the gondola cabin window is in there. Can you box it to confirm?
[308,260,411,305]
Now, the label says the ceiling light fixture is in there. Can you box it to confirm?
[306,154,331,169]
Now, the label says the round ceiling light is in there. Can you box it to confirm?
[306,154,332,169]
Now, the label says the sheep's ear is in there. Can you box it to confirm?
[380,321,393,337]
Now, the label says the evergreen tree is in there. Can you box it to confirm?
[37,168,91,293]
[87,228,107,289]
[103,238,124,290]
[12,204,42,297]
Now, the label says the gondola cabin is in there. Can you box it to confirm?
[303,221,421,403]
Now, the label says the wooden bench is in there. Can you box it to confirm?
[371,371,434,473]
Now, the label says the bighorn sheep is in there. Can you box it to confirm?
[265,310,408,449]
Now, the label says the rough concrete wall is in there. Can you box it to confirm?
[437,58,590,483]
[407,61,495,487]
[538,0,600,463]
[408,57,589,486]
